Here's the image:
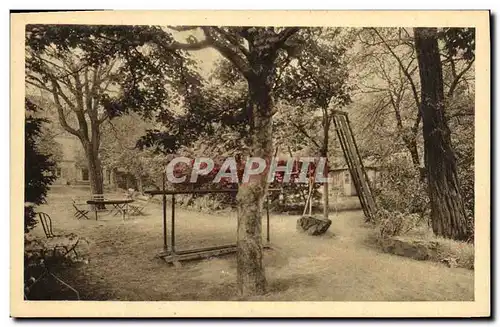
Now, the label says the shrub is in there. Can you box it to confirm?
[25,100,57,232]
[374,156,429,217]
[375,209,424,238]
[456,155,474,243]
[190,195,233,213]
[24,233,88,299]
[175,192,237,213]
[435,236,474,270]
[450,113,474,242]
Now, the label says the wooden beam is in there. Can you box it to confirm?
[146,188,281,196]
[159,244,272,264]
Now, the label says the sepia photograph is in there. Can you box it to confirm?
[10,10,490,317]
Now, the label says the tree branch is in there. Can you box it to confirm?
[201,27,252,78]
[50,81,81,138]
[447,59,475,98]
[371,28,421,110]
[67,72,90,141]
[212,27,250,58]
[290,121,321,149]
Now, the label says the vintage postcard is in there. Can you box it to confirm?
[11,10,490,318]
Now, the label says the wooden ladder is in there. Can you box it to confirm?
[332,111,377,221]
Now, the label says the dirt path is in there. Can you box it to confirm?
[38,189,474,301]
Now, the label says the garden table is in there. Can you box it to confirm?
[86,199,134,221]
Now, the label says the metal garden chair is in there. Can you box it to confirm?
[128,195,153,216]
[38,212,80,259]
[23,213,82,300]
[72,197,90,220]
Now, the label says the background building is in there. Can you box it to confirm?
[52,134,114,187]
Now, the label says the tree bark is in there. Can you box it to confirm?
[136,175,144,193]
[236,71,272,297]
[321,118,330,220]
[414,28,468,241]
[84,141,104,196]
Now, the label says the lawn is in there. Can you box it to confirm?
[29,186,474,301]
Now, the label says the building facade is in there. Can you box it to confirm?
[52,134,114,186]
[330,166,380,197]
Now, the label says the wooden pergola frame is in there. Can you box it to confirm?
[145,185,276,264]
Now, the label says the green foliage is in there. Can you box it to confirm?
[374,155,429,217]
[375,209,423,238]
[276,28,353,109]
[100,114,159,189]
[182,194,235,213]
[450,111,474,242]
[25,100,56,232]
[137,78,249,155]
[24,233,89,299]
[27,25,199,118]
[439,27,475,61]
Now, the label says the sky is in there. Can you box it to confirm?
[170,28,223,78]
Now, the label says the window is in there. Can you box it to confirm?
[344,172,350,184]
[81,168,89,181]
[56,167,62,178]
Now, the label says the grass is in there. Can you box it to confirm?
[370,219,475,270]
[29,186,474,301]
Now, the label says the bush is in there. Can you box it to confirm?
[24,233,88,299]
[450,113,474,242]
[375,209,424,238]
[175,192,237,213]
[374,156,429,217]
[190,195,233,213]
[371,156,431,238]
[455,150,474,243]
[25,100,57,232]
[435,237,474,270]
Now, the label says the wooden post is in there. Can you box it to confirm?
[162,173,167,252]
[171,194,176,254]
[345,114,376,213]
[333,115,369,218]
[266,194,270,243]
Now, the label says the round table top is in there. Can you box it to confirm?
[86,199,134,205]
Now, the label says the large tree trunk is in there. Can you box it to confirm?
[236,72,272,296]
[84,141,104,196]
[414,28,468,241]
[136,175,144,194]
[321,117,330,220]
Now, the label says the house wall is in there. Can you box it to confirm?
[51,134,113,186]
[330,168,378,196]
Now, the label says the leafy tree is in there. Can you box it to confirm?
[143,26,301,296]
[26,94,65,163]
[100,113,160,192]
[355,27,474,170]
[414,27,469,241]
[352,27,474,241]
[25,99,56,232]
[25,25,199,197]
[356,28,424,176]
[276,27,353,219]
